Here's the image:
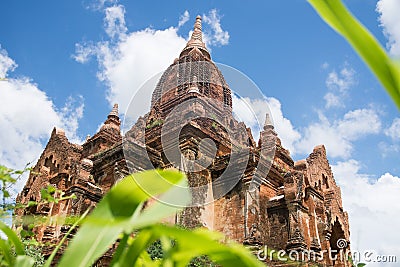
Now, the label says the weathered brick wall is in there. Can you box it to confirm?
[213,183,245,243]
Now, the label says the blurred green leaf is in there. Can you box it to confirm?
[58,169,188,267]
[15,255,35,267]
[3,190,10,198]
[148,224,264,267]
[128,174,191,230]
[27,201,37,207]
[116,229,156,267]
[308,0,400,109]
[0,220,25,255]
[0,238,13,265]
[135,249,159,267]
[108,223,263,267]
[109,234,129,267]
[40,186,56,203]
[20,229,35,239]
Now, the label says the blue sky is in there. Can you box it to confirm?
[1,0,400,264]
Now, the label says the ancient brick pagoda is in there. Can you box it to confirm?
[16,16,351,266]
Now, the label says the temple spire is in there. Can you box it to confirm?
[179,15,211,61]
[101,103,120,131]
[185,15,207,50]
[192,16,203,42]
[263,113,274,131]
[108,103,119,119]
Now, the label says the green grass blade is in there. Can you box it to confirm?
[0,238,13,265]
[0,220,25,255]
[109,234,129,267]
[118,230,156,267]
[308,0,400,109]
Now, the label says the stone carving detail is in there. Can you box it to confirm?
[247,223,262,245]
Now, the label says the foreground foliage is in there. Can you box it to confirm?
[56,169,263,267]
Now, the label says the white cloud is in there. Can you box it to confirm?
[87,0,118,11]
[379,141,400,157]
[337,108,381,140]
[385,117,400,140]
[295,114,352,158]
[321,62,329,69]
[324,66,355,108]
[0,47,84,194]
[332,160,400,265]
[324,92,342,109]
[90,27,186,121]
[73,42,97,64]
[178,10,190,28]
[295,108,381,158]
[231,94,382,159]
[58,96,85,144]
[326,67,355,93]
[104,4,127,39]
[266,97,301,153]
[380,117,400,157]
[223,65,379,160]
[0,47,17,77]
[74,5,230,123]
[202,9,230,46]
[232,95,300,153]
[377,0,400,56]
[231,95,261,132]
